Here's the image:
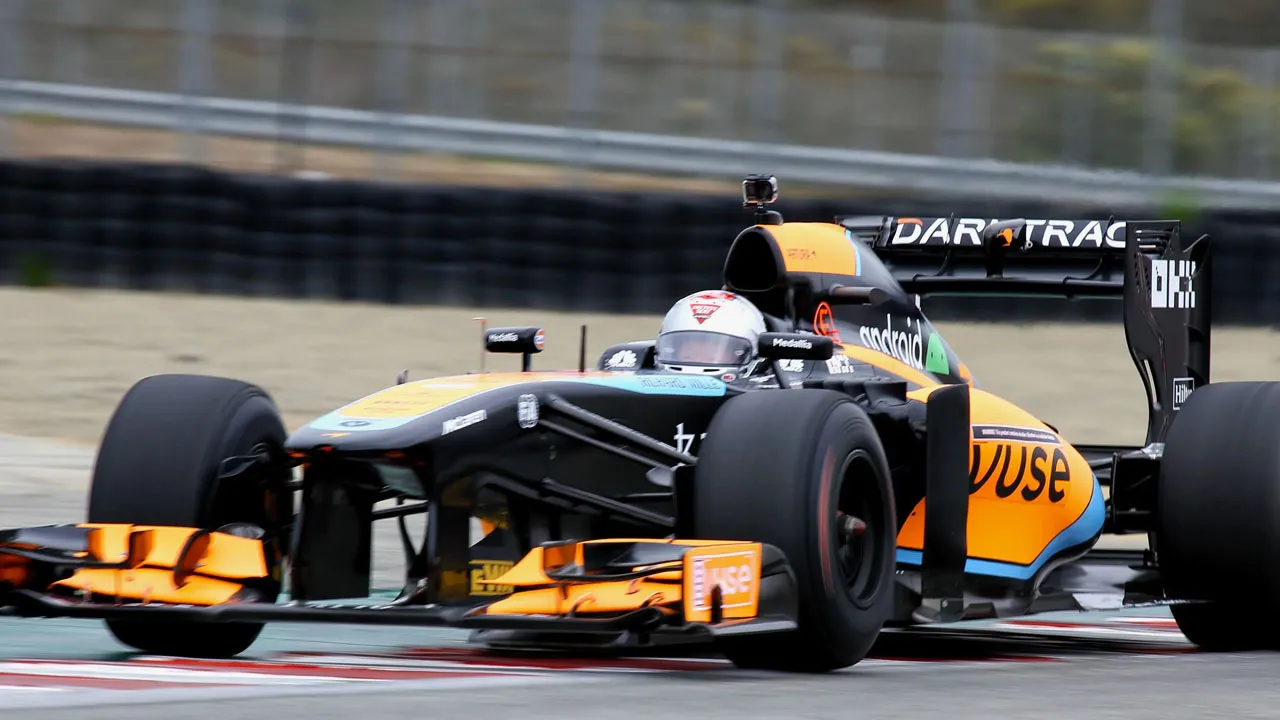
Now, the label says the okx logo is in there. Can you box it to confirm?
[1151,259,1197,309]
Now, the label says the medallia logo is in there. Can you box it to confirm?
[858,313,923,370]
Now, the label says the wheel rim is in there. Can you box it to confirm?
[834,450,887,609]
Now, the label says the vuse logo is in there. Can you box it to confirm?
[687,548,759,613]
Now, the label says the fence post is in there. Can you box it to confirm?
[178,0,215,164]
[373,0,413,180]
[1060,33,1097,166]
[936,0,982,158]
[751,0,785,156]
[1143,0,1184,176]
[55,0,86,83]
[275,0,314,174]
[1241,49,1279,180]
[566,0,602,184]
[849,12,888,152]
[707,2,743,141]
[0,0,26,157]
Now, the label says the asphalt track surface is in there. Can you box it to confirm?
[4,434,1280,719]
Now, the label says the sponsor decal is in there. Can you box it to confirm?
[772,336,813,350]
[488,332,519,343]
[690,302,722,324]
[925,332,951,375]
[825,354,858,374]
[813,301,840,342]
[1150,259,1197,310]
[687,549,759,614]
[1172,377,1195,410]
[720,372,737,382]
[785,247,815,261]
[640,375,721,391]
[605,349,638,369]
[516,394,539,429]
[469,559,514,596]
[442,409,487,435]
[859,313,924,370]
[688,291,735,325]
[674,422,706,455]
[972,424,1061,445]
[340,420,371,427]
[691,558,706,604]
[570,375,727,397]
[890,217,1128,250]
[533,329,545,350]
[970,442,1071,503]
[779,359,806,373]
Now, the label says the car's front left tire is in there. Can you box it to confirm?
[692,388,898,672]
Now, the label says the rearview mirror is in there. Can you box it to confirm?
[485,326,545,372]
[757,333,833,361]
[485,327,545,355]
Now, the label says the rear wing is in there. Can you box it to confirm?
[838,215,1212,446]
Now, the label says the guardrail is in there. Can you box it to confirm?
[5,80,1280,210]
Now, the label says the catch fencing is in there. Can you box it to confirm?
[6,0,1280,189]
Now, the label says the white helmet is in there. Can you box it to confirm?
[655,290,767,377]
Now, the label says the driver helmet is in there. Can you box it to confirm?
[655,290,766,378]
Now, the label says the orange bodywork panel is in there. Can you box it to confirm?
[77,524,269,579]
[53,568,247,606]
[479,539,764,624]
[47,524,270,606]
[896,386,1101,569]
[762,222,862,276]
[334,371,623,421]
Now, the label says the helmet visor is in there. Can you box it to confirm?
[656,331,754,367]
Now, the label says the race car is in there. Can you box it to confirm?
[0,174,1267,672]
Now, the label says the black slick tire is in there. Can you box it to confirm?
[87,374,293,658]
[1157,381,1280,650]
[693,389,897,672]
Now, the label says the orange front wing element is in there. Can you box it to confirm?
[49,523,271,606]
[478,539,764,625]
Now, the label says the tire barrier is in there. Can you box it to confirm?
[0,158,1276,326]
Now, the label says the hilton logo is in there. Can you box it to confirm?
[1172,377,1195,410]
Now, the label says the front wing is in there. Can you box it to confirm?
[0,524,800,644]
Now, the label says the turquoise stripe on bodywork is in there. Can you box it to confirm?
[308,373,726,432]
[567,374,727,397]
[308,412,424,432]
[895,473,1106,581]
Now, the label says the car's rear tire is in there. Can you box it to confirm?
[1157,381,1280,650]
[88,374,293,658]
[693,389,897,672]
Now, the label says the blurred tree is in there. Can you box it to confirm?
[751,0,1280,45]
[1009,37,1274,175]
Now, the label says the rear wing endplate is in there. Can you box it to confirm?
[838,215,1211,446]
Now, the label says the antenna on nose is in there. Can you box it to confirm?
[473,316,487,374]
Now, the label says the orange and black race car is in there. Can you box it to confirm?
[0,175,1269,671]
